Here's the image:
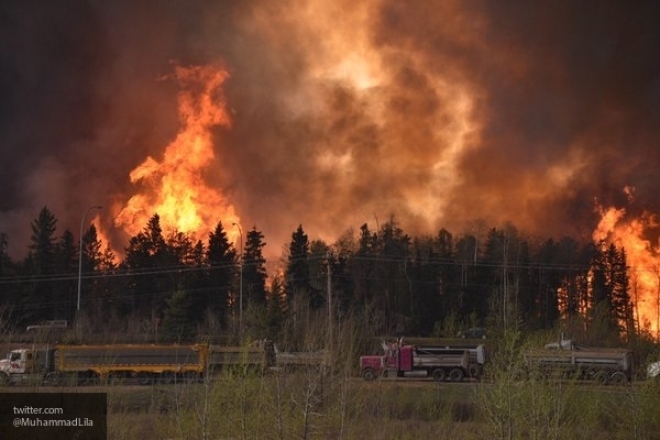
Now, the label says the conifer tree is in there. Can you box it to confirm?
[408,238,439,335]
[23,206,59,323]
[376,216,411,333]
[286,225,309,293]
[267,275,286,340]
[206,221,236,326]
[122,214,170,318]
[307,239,329,310]
[55,229,77,320]
[611,246,634,336]
[78,224,106,323]
[0,233,19,320]
[434,229,459,331]
[243,226,268,308]
[0,233,9,276]
[455,233,484,323]
[286,225,323,311]
[352,223,377,310]
[161,290,195,342]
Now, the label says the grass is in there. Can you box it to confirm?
[4,373,660,439]
[92,373,660,440]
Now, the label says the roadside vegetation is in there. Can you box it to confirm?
[98,350,660,440]
[3,320,660,439]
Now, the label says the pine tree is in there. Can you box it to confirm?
[23,207,59,324]
[606,244,633,337]
[0,233,19,322]
[408,237,442,336]
[376,216,411,334]
[77,225,103,320]
[267,276,286,340]
[455,233,485,324]
[0,233,9,276]
[122,214,171,318]
[308,239,329,310]
[482,224,528,332]
[352,223,377,310]
[165,230,202,314]
[28,206,58,275]
[286,225,310,293]
[285,225,326,310]
[243,226,268,308]
[534,238,562,330]
[55,229,77,320]
[96,243,119,323]
[434,229,459,332]
[206,221,236,327]
[161,290,195,342]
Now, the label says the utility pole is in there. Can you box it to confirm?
[327,252,332,351]
[77,205,102,339]
[233,222,243,341]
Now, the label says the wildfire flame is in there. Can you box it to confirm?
[114,63,240,245]
[593,194,660,336]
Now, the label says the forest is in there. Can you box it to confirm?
[0,206,641,348]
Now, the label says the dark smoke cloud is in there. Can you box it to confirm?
[1,0,659,261]
[449,1,660,236]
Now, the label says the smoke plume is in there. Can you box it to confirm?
[1,0,659,261]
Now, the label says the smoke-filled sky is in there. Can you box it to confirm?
[1,0,659,261]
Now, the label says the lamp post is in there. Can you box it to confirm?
[232,222,243,340]
[77,205,102,316]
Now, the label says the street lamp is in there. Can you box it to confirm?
[77,205,102,315]
[232,222,243,339]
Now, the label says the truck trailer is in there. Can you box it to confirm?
[360,338,486,382]
[0,344,208,385]
[523,340,633,384]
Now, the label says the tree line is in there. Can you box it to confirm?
[0,206,641,347]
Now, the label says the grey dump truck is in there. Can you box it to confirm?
[523,340,633,384]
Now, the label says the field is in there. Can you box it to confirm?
[4,370,660,440]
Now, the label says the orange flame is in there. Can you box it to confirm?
[593,197,660,336]
[115,63,240,245]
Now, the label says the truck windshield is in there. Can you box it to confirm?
[10,352,21,361]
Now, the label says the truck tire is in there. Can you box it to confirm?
[362,367,377,381]
[593,371,609,385]
[41,373,52,386]
[79,372,100,386]
[44,372,67,387]
[432,368,446,382]
[449,368,464,382]
[610,372,627,385]
[159,372,175,385]
[137,372,154,386]
[0,373,10,386]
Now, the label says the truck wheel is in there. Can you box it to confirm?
[159,372,175,385]
[610,372,627,385]
[137,373,154,386]
[44,372,64,386]
[431,368,446,382]
[449,368,465,382]
[81,372,100,386]
[0,373,10,386]
[183,371,201,383]
[593,371,609,385]
[361,367,377,381]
